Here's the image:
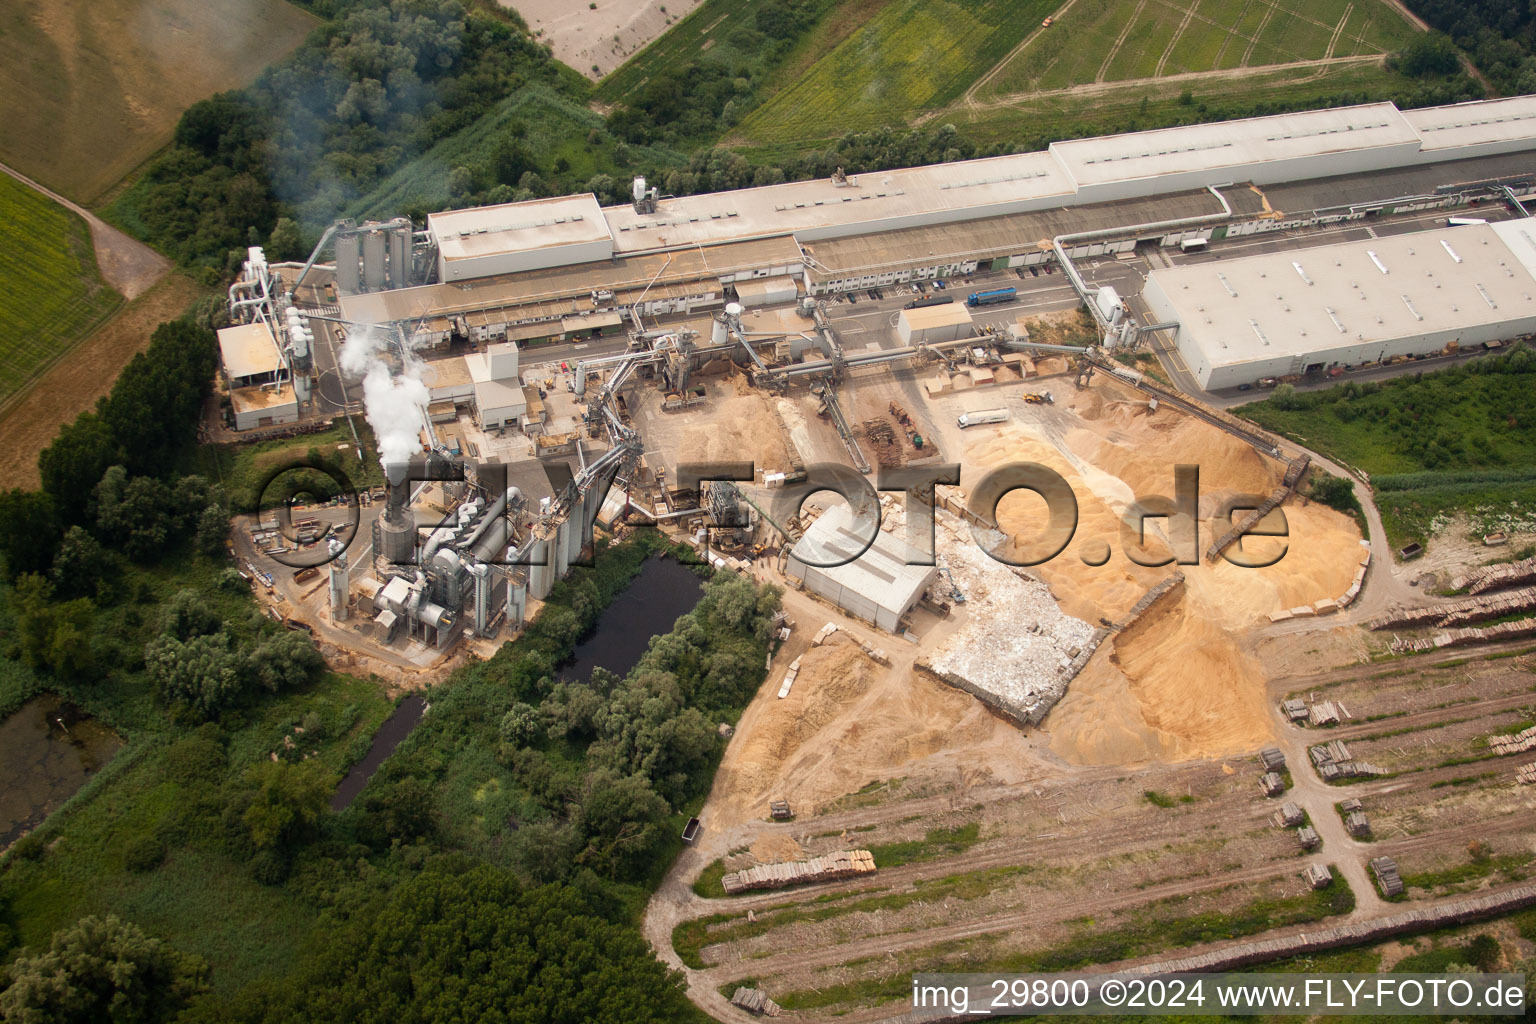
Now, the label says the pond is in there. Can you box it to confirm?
[561,555,705,685]
[0,695,123,848]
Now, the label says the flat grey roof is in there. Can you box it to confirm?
[802,188,1263,278]
[430,194,610,263]
[1404,95,1536,152]
[1261,150,1536,214]
[1052,103,1419,187]
[606,149,1075,253]
[340,235,803,325]
[1149,218,1536,368]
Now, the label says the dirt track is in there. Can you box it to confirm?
[0,162,169,301]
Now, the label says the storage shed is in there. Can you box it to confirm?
[897,302,976,345]
[784,503,938,633]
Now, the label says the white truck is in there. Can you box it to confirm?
[957,408,1008,429]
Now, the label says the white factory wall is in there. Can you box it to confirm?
[795,567,901,632]
[475,400,523,428]
[233,400,299,432]
[436,236,615,282]
[1063,140,1426,206]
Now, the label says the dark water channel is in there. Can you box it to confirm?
[330,694,426,811]
[0,695,123,847]
[561,555,705,685]
[330,557,704,809]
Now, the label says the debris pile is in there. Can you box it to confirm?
[721,849,876,894]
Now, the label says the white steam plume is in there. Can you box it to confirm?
[339,325,429,482]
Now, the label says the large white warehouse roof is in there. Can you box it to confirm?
[429,194,611,270]
[1145,218,1536,387]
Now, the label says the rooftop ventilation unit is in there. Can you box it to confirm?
[1368,251,1389,275]
[1476,283,1498,309]
[1217,273,1238,298]
[1441,240,1463,263]
[1293,262,1313,285]
[1325,307,1346,333]
[1401,295,1424,322]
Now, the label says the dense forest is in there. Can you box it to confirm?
[1405,0,1536,92]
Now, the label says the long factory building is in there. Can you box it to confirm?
[333,96,1536,350]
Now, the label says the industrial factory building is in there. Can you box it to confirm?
[786,504,938,633]
[217,297,302,430]
[297,96,1536,355]
[1142,217,1536,389]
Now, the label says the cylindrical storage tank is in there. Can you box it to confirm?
[711,314,729,346]
[527,539,554,599]
[388,224,408,288]
[335,233,361,294]
[506,576,526,628]
[363,231,387,291]
[377,511,416,565]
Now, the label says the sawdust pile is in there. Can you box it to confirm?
[676,389,793,471]
[961,382,1360,766]
[750,834,805,864]
[708,633,1045,826]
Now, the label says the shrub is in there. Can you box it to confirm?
[125,836,166,873]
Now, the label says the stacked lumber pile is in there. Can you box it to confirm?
[1451,556,1536,595]
[731,988,782,1016]
[1371,587,1536,631]
[721,850,876,895]
[1488,725,1536,756]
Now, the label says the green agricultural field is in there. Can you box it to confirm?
[732,0,1055,146]
[953,59,1420,149]
[977,0,1419,99]
[0,0,317,203]
[0,174,123,407]
[598,0,846,106]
